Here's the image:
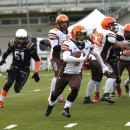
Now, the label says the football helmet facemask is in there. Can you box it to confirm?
[71,25,87,44]
[124,24,130,40]
[15,29,28,45]
[101,17,118,32]
[56,14,69,31]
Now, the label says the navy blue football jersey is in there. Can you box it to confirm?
[8,39,36,67]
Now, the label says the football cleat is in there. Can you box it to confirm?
[83,96,94,104]
[0,100,3,108]
[100,93,115,103]
[45,105,54,116]
[62,108,71,117]
[116,85,122,96]
[124,82,129,93]
[110,92,115,97]
[57,97,67,102]
[93,91,99,102]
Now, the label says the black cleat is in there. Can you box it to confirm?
[62,108,71,118]
[124,82,129,93]
[100,93,115,103]
[83,96,94,104]
[45,105,54,116]
[110,92,115,97]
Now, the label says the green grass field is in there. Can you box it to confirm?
[0,69,130,130]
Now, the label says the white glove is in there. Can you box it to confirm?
[102,65,113,74]
[79,53,87,62]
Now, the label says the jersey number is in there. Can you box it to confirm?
[93,31,103,46]
[15,51,24,61]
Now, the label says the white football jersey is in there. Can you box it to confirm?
[61,40,93,74]
[90,29,116,60]
[119,34,130,61]
[48,28,71,59]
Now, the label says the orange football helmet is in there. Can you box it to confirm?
[124,24,130,40]
[56,14,69,29]
[101,17,117,31]
[71,25,87,43]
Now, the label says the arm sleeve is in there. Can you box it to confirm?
[31,51,40,61]
[90,50,105,67]
[63,51,81,63]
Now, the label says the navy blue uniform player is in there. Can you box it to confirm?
[0,29,40,108]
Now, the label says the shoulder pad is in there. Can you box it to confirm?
[107,37,116,44]
[61,40,71,51]
[48,28,59,40]
[26,41,36,50]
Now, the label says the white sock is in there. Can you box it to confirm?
[125,77,130,86]
[49,100,57,106]
[112,82,116,93]
[0,96,5,102]
[64,100,73,108]
[86,79,97,97]
[57,94,62,100]
[95,82,101,92]
[104,78,116,93]
[49,77,56,98]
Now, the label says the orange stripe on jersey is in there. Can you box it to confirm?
[108,35,116,38]
[61,46,70,51]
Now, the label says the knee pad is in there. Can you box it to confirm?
[3,84,11,91]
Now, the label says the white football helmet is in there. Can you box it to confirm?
[15,29,28,44]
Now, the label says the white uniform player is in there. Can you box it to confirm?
[48,14,71,103]
[45,25,110,118]
[83,17,130,104]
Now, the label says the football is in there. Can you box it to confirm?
[71,51,86,58]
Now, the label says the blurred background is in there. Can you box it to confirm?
[0,0,130,71]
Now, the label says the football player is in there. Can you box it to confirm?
[48,14,71,103]
[83,17,130,104]
[0,29,40,108]
[116,24,130,94]
[45,25,111,117]
[92,34,125,102]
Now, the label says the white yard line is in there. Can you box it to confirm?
[125,122,130,126]
[4,125,17,129]
[64,123,77,128]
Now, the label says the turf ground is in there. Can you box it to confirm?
[0,69,130,130]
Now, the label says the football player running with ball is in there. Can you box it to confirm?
[45,25,111,117]
[0,29,40,108]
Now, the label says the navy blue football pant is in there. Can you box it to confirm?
[5,66,30,93]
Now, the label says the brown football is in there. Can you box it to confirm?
[71,51,86,58]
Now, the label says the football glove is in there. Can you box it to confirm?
[32,73,40,82]
[102,65,112,74]
[0,60,6,66]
